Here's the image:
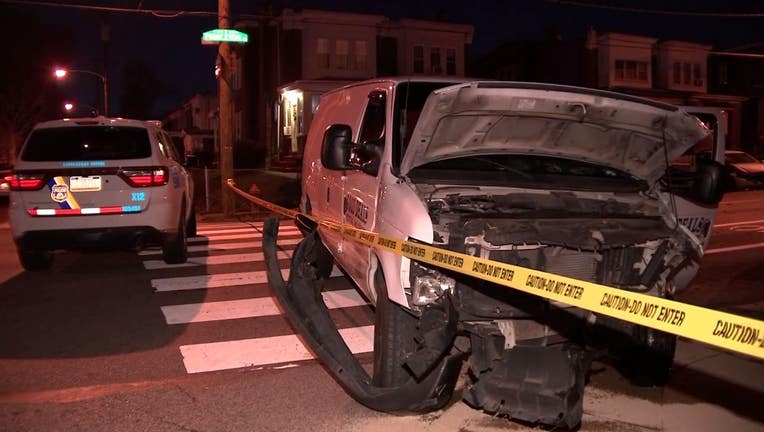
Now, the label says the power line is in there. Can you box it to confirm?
[0,0,268,19]
[543,0,764,18]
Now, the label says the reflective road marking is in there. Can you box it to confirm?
[179,325,374,374]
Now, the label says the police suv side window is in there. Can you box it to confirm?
[155,132,170,159]
[359,91,386,146]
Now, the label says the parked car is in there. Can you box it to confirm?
[263,78,726,428]
[7,116,195,270]
[724,150,764,190]
[0,166,11,198]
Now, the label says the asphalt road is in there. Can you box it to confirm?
[0,192,763,432]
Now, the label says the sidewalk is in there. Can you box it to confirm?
[196,169,301,222]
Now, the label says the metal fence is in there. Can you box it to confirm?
[189,168,300,214]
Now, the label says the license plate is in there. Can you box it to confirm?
[70,176,102,192]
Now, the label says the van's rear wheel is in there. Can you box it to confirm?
[18,248,53,271]
[162,205,188,264]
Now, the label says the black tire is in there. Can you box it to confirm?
[185,203,197,238]
[372,271,421,388]
[623,326,676,386]
[18,248,53,271]
[162,205,188,264]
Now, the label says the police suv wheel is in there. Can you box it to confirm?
[162,207,188,264]
[18,248,53,271]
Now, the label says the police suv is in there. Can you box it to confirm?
[7,117,195,270]
[264,78,725,428]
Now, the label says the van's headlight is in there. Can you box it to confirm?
[410,262,456,306]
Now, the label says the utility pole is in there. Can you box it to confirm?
[218,0,235,216]
[100,16,110,116]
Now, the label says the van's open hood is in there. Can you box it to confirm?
[400,82,710,185]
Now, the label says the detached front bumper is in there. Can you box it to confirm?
[262,217,463,412]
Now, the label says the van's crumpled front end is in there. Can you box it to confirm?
[392,82,711,426]
[402,183,698,425]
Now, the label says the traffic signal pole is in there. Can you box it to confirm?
[218,0,235,216]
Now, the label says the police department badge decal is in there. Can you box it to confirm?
[51,184,69,202]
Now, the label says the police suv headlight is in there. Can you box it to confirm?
[410,262,456,306]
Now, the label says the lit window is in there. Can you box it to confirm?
[718,62,728,86]
[446,48,456,75]
[615,60,624,79]
[354,41,367,71]
[693,63,702,86]
[413,46,424,73]
[336,40,349,70]
[637,62,647,81]
[615,59,648,82]
[317,38,329,68]
[430,47,442,74]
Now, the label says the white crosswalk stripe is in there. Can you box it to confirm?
[161,289,368,324]
[148,221,373,374]
[139,237,303,255]
[143,250,293,270]
[180,326,374,374]
[152,269,290,292]
[188,227,302,243]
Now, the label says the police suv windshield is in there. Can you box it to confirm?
[22,126,152,161]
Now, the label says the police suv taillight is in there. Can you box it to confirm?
[5,173,46,191]
[120,167,169,187]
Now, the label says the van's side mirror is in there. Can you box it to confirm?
[692,159,725,204]
[321,124,380,175]
[321,124,354,170]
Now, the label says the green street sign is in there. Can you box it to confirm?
[202,29,249,45]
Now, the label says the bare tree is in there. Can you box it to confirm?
[120,62,161,119]
[0,5,74,164]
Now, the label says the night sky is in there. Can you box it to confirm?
[9,0,764,117]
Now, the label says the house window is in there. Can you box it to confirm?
[336,39,349,70]
[718,62,728,86]
[430,47,442,74]
[615,60,648,82]
[354,40,367,71]
[446,48,456,75]
[693,63,703,86]
[413,46,424,73]
[317,38,329,69]
[683,63,691,85]
[673,62,681,84]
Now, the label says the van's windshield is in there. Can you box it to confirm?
[392,81,462,174]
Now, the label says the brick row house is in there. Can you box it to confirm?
[474,28,764,155]
[163,93,218,167]
[231,8,474,169]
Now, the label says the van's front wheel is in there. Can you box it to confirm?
[371,271,459,410]
[372,272,420,388]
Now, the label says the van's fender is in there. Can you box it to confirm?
[374,176,433,308]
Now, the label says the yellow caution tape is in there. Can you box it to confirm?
[227,179,764,361]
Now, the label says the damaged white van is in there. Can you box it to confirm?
[263,78,725,428]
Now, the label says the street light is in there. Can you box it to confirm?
[53,67,109,117]
[63,101,98,117]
